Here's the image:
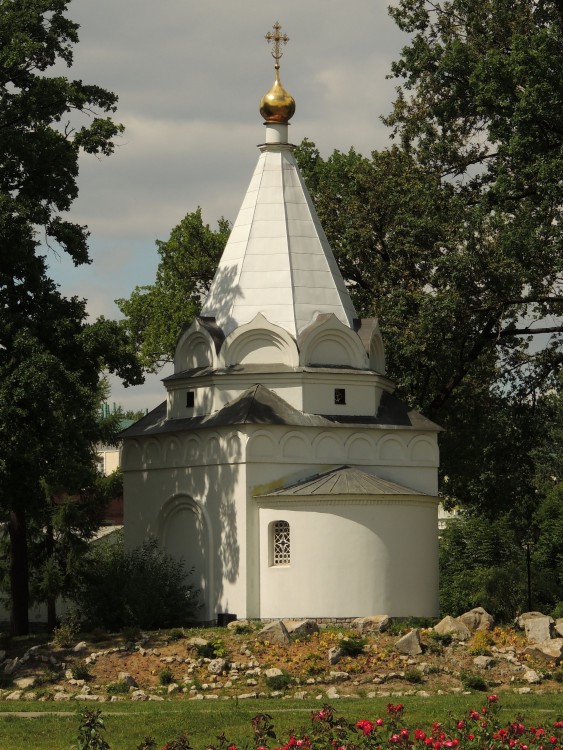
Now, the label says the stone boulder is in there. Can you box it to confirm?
[264,667,284,679]
[328,646,343,665]
[118,672,138,687]
[256,620,290,645]
[434,616,471,641]
[457,607,494,632]
[207,658,228,675]
[555,619,563,638]
[524,638,563,665]
[524,616,552,644]
[516,612,554,629]
[395,629,422,656]
[284,619,320,639]
[352,615,390,634]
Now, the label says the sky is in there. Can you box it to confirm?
[46,1,408,412]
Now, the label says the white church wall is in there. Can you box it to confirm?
[257,498,439,618]
[123,430,249,621]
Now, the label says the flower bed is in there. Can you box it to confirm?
[75,697,563,750]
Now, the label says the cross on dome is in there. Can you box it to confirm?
[265,21,289,69]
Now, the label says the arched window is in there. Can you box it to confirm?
[271,520,290,566]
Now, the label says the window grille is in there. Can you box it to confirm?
[272,520,290,565]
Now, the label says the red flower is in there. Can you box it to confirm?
[487,694,499,703]
[415,729,427,741]
[357,720,375,735]
[376,719,384,727]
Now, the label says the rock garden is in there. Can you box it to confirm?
[1,609,562,704]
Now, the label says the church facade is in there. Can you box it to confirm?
[121,27,441,622]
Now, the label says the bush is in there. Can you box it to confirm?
[53,623,77,647]
[193,638,225,659]
[167,628,184,641]
[106,681,130,695]
[339,635,366,656]
[468,630,493,655]
[460,670,488,691]
[72,535,200,630]
[159,668,175,686]
[71,663,91,681]
[265,671,292,690]
[404,668,424,684]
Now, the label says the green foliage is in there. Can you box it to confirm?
[72,535,200,630]
[460,671,488,692]
[404,668,424,684]
[71,708,110,750]
[52,622,77,648]
[264,670,292,691]
[339,635,367,656]
[117,208,230,372]
[193,638,226,659]
[71,663,91,681]
[159,668,175,686]
[167,628,185,641]
[106,681,130,695]
[467,631,493,657]
[0,0,143,634]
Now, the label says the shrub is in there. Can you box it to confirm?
[106,681,130,695]
[159,668,175,686]
[53,623,77,647]
[71,663,91,681]
[71,708,110,750]
[468,629,493,655]
[73,535,200,630]
[265,671,292,690]
[193,638,225,659]
[168,628,184,641]
[404,668,424,684]
[339,635,366,656]
[553,668,563,683]
[460,670,488,691]
[122,625,141,644]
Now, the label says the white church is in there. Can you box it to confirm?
[121,25,441,623]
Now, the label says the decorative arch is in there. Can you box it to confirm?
[299,314,368,369]
[379,435,407,463]
[313,432,343,461]
[184,435,202,464]
[158,494,213,621]
[408,436,438,465]
[247,430,279,460]
[281,431,310,460]
[121,440,142,470]
[164,436,182,465]
[174,318,221,374]
[143,438,162,467]
[346,435,374,462]
[369,329,386,374]
[220,313,299,367]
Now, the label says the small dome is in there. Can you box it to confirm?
[259,67,295,123]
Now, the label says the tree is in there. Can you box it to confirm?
[116,209,230,372]
[0,0,143,634]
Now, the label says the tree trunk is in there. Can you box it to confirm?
[45,521,57,631]
[8,508,29,636]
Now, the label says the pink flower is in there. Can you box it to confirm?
[376,719,384,727]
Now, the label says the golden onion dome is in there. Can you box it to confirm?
[259,65,296,123]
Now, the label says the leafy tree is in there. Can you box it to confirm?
[0,0,143,634]
[116,208,230,372]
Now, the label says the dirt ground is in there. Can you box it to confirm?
[2,620,562,701]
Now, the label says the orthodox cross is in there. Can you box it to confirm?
[265,22,289,67]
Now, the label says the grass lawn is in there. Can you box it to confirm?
[0,693,562,750]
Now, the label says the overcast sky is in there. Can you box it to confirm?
[46,1,408,412]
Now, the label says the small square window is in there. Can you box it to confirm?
[334,388,346,405]
[186,391,195,408]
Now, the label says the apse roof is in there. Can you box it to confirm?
[255,465,429,497]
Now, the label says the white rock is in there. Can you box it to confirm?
[523,669,541,684]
